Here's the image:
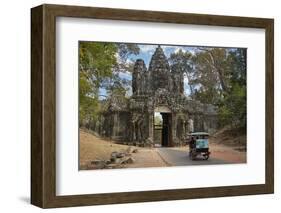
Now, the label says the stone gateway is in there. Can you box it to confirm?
[96,46,218,147]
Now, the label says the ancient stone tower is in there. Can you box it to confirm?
[99,45,218,146]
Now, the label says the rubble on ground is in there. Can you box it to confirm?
[86,146,138,169]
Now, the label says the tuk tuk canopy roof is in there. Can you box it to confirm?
[189,132,209,136]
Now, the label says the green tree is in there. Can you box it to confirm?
[154,115,163,125]
[218,49,247,128]
[79,42,139,127]
[79,42,118,125]
[169,49,194,94]
[177,47,247,128]
[190,48,231,104]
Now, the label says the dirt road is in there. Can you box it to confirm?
[156,144,246,166]
[156,148,227,166]
[80,129,246,170]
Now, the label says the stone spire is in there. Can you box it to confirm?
[149,46,170,72]
[148,46,171,92]
[132,59,147,95]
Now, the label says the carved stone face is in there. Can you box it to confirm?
[149,46,171,91]
[134,59,146,70]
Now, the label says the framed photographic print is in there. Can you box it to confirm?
[31,4,274,208]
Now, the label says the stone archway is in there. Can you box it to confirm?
[154,106,173,147]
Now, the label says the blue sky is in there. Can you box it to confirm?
[99,44,197,99]
[130,45,197,66]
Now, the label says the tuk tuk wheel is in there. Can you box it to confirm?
[203,153,209,160]
[190,151,197,160]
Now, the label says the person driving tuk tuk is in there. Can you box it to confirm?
[189,136,196,150]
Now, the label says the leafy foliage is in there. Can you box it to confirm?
[169,47,247,128]
[169,49,193,94]
[218,49,247,128]
[154,114,163,125]
[79,42,139,126]
[79,42,117,125]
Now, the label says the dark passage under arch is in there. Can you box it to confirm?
[161,113,173,147]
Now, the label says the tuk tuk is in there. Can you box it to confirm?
[188,132,210,160]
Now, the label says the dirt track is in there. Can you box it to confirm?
[80,129,246,170]
[156,144,246,167]
[79,130,167,169]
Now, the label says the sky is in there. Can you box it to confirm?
[99,44,195,99]
[130,44,197,66]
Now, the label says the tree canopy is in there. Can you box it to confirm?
[79,42,139,125]
[169,47,246,128]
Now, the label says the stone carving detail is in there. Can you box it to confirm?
[132,59,147,95]
[149,46,171,91]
